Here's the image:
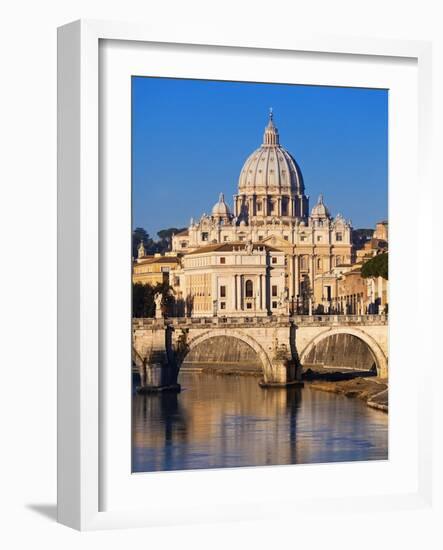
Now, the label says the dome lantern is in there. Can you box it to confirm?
[263,108,279,146]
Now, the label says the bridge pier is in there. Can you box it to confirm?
[133,323,182,393]
[132,315,388,391]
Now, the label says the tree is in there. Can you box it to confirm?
[132,227,154,258]
[156,227,187,253]
[132,283,156,317]
[361,252,388,280]
[132,281,176,318]
[132,226,187,257]
[153,281,175,316]
[352,228,374,250]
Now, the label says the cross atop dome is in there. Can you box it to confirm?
[263,108,279,146]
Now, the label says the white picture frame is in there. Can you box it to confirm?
[57,19,434,531]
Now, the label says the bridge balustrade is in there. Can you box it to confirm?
[132,314,387,329]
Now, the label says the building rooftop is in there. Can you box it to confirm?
[186,242,279,255]
[136,256,180,265]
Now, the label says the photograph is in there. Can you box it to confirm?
[130,76,389,473]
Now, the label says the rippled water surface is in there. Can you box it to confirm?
[132,372,388,472]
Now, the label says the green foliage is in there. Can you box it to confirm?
[132,281,175,318]
[132,282,156,318]
[132,227,154,258]
[352,228,374,250]
[132,226,187,257]
[361,252,388,280]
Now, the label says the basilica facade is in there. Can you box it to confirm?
[163,112,353,316]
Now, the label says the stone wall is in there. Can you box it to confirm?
[303,333,376,371]
[184,335,261,368]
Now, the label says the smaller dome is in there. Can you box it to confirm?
[212,193,232,217]
[311,194,330,219]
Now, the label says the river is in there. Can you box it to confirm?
[132,371,388,472]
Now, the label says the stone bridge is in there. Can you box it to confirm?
[132,314,388,392]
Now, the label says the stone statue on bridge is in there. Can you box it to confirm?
[154,292,163,319]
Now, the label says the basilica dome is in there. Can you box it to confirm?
[212,193,232,218]
[237,111,305,196]
[310,194,330,219]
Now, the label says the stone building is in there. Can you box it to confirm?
[171,111,353,314]
[133,246,181,286]
[175,242,287,317]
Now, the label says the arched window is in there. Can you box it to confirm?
[245,280,253,297]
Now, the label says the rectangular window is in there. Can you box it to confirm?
[223,235,229,241]
[201,232,209,241]
[258,235,263,241]
[220,285,226,298]
[181,241,187,248]
[300,235,306,242]
[317,235,322,242]
[272,285,278,297]
[336,232,343,241]
[220,302,226,310]
[284,235,289,241]
[257,202,262,211]
[220,257,226,264]
[272,301,278,309]
[272,257,277,264]
[246,303,252,309]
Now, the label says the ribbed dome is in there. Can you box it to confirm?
[310,194,330,219]
[238,112,305,196]
[212,193,232,217]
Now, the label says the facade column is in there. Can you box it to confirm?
[212,275,218,316]
[294,254,300,300]
[240,275,244,310]
[288,255,294,300]
[233,275,237,312]
[259,274,263,311]
[310,255,315,289]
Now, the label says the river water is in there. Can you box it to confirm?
[132,371,388,473]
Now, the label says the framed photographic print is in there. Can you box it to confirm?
[57,20,433,530]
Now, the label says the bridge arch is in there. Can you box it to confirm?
[182,329,274,380]
[299,327,388,378]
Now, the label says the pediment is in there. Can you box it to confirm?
[261,234,291,249]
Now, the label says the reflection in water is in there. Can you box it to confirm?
[132,372,388,472]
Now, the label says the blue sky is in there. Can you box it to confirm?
[132,77,388,237]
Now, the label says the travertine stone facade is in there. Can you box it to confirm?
[133,254,180,286]
[170,112,353,313]
[178,242,287,317]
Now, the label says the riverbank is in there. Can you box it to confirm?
[308,377,388,412]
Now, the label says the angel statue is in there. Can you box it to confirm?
[154,292,163,319]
